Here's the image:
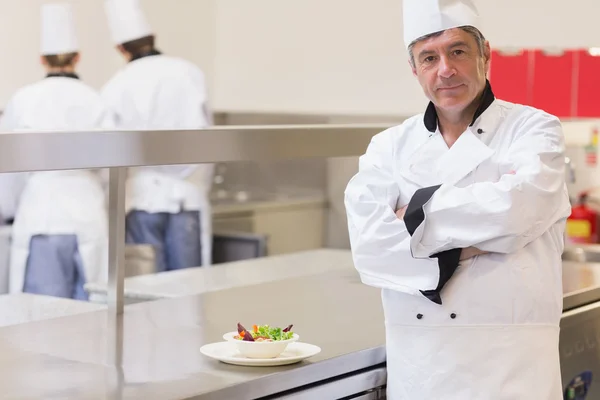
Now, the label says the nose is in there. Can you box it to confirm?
[438,55,456,79]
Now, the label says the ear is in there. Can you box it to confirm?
[40,55,48,67]
[483,40,492,72]
[73,53,81,65]
[116,45,131,61]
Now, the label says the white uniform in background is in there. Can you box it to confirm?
[102,0,213,269]
[0,172,26,223]
[344,1,571,399]
[4,4,113,299]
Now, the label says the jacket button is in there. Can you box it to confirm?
[450,313,457,319]
[417,314,423,320]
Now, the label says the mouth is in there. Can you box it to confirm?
[437,84,464,91]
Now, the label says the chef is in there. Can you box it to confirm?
[344,0,571,398]
[4,3,113,300]
[102,0,214,272]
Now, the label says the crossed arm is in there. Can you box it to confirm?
[395,206,486,260]
[345,116,570,300]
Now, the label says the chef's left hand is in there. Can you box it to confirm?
[396,205,408,220]
[460,247,488,260]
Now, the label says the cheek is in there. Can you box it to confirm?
[482,61,490,78]
[471,59,487,79]
[417,70,437,93]
[456,63,482,86]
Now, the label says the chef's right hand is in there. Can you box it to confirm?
[460,247,487,261]
[395,205,408,220]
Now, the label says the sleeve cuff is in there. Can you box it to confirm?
[419,248,462,305]
[403,185,460,305]
[404,185,441,236]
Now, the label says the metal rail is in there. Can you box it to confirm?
[0,124,390,365]
[0,124,389,172]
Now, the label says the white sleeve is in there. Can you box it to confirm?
[0,97,18,132]
[0,172,27,221]
[344,129,441,296]
[100,80,123,128]
[90,103,117,198]
[187,66,212,126]
[0,98,28,221]
[203,101,213,126]
[407,113,571,258]
[99,107,117,130]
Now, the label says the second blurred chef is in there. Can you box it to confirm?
[102,0,214,271]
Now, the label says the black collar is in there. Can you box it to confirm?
[130,49,162,62]
[46,72,79,80]
[424,80,495,133]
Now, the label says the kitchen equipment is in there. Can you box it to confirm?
[212,231,267,264]
[567,193,599,244]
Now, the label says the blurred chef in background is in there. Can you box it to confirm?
[3,3,113,300]
[102,0,214,272]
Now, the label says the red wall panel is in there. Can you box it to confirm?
[530,50,575,118]
[576,49,600,118]
[489,50,531,105]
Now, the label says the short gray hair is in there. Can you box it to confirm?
[408,26,486,68]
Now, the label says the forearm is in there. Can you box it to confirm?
[344,129,442,295]
[347,211,441,295]
[406,176,569,257]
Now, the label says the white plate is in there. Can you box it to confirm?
[200,341,321,367]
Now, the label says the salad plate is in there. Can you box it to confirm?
[200,341,321,367]
[200,322,321,366]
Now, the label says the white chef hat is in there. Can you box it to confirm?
[104,0,153,45]
[40,3,79,56]
[403,0,481,49]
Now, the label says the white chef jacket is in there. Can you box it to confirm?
[101,53,214,266]
[345,83,571,399]
[1,75,114,294]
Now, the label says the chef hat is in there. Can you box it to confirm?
[403,0,481,49]
[104,0,153,45]
[40,3,79,55]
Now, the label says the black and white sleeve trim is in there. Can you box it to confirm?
[403,185,462,305]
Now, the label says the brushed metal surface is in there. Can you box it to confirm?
[0,125,388,173]
[0,268,385,399]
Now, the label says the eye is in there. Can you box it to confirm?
[453,49,466,56]
[423,56,436,63]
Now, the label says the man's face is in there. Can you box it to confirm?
[410,28,490,113]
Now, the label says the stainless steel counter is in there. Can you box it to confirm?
[1,260,599,399]
[86,251,600,309]
[563,261,600,311]
[0,269,385,399]
[85,249,353,304]
[0,293,105,327]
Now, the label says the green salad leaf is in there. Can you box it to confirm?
[255,324,294,341]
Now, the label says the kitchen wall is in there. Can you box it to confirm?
[213,0,600,116]
[2,0,599,116]
[213,0,420,116]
